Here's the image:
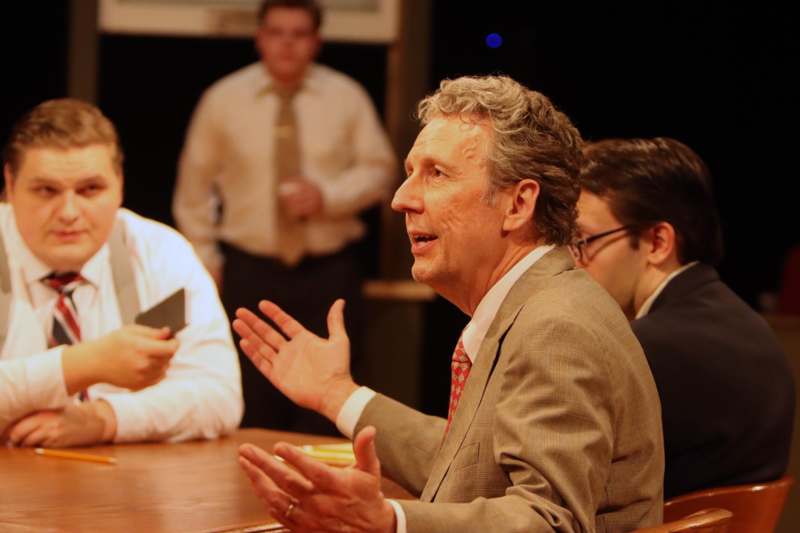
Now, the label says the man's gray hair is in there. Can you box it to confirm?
[417,75,583,245]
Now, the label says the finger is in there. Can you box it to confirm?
[239,455,281,496]
[353,426,381,478]
[257,300,306,339]
[232,309,286,352]
[284,200,304,217]
[234,319,277,362]
[273,442,342,494]
[239,340,275,381]
[7,414,47,446]
[20,425,50,447]
[139,337,180,358]
[237,337,275,369]
[240,443,315,496]
[234,308,289,351]
[326,299,348,342]
[128,324,172,339]
[239,456,297,523]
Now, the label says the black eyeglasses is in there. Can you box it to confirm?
[569,225,634,264]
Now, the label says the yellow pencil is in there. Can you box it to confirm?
[34,447,117,465]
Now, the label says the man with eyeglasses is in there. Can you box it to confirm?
[573,137,794,499]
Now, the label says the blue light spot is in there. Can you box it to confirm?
[486,33,503,48]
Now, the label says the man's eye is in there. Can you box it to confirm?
[79,184,101,195]
[34,186,57,196]
[432,167,446,178]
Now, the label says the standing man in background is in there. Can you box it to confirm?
[173,0,396,433]
[573,137,794,498]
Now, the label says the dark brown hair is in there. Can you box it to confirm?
[257,0,323,31]
[580,137,723,265]
[3,98,123,176]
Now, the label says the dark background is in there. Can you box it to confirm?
[2,2,798,414]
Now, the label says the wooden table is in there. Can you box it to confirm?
[0,428,411,532]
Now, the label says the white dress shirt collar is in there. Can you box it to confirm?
[255,63,324,96]
[635,261,699,319]
[461,244,555,363]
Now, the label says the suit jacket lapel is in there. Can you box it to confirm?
[420,247,575,502]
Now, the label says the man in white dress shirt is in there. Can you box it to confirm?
[173,0,396,433]
[231,76,663,532]
[0,98,242,447]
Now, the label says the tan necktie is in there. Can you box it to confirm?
[274,86,305,266]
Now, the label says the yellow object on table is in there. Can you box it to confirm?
[299,442,355,466]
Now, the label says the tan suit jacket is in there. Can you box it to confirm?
[356,248,664,532]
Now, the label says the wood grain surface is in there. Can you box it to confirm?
[0,428,412,532]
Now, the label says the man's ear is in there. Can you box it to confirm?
[642,221,677,266]
[501,179,539,233]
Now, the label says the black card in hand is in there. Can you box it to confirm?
[134,288,187,334]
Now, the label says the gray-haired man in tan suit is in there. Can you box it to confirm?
[232,75,664,532]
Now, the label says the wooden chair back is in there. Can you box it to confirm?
[664,476,794,533]
[633,508,732,532]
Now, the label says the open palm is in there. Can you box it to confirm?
[233,299,353,416]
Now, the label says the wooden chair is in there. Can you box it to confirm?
[664,476,794,533]
[633,508,732,532]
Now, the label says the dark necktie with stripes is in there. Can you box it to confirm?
[43,272,87,400]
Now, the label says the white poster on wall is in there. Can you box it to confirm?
[98,0,399,43]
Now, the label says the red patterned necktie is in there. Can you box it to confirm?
[445,337,472,434]
[43,272,87,400]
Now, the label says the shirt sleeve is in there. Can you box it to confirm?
[336,387,405,533]
[94,219,243,443]
[315,83,397,218]
[335,386,376,438]
[172,90,226,273]
[0,347,70,433]
[387,499,408,533]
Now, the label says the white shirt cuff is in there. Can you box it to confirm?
[335,386,376,438]
[94,393,143,443]
[387,499,407,533]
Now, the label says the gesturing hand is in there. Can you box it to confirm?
[232,299,358,422]
[238,426,396,533]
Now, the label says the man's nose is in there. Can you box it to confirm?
[391,175,423,214]
[57,191,81,221]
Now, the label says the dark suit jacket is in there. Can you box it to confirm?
[357,248,664,532]
[632,263,795,499]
